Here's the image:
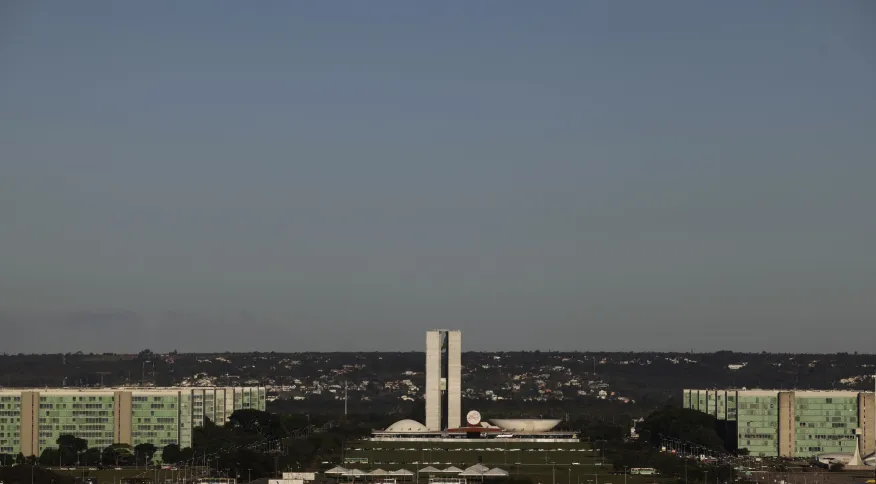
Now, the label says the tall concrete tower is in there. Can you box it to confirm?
[425,330,462,431]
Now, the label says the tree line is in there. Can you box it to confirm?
[0,409,376,484]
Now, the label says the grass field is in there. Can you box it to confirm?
[341,440,672,484]
[49,467,196,484]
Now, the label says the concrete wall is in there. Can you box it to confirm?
[425,331,442,431]
[446,330,462,430]
[778,391,796,458]
[859,392,875,457]
[19,391,39,457]
[113,391,133,445]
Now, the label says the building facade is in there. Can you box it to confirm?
[425,330,462,431]
[683,389,875,458]
[0,386,265,456]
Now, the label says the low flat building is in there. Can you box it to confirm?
[0,386,265,456]
[370,418,579,443]
[683,389,875,458]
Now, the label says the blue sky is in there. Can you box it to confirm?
[1,1,874,353]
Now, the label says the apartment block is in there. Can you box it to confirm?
[0,386,265,456]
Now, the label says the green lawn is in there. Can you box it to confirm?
[340,441,672,484]
[49,467,197,483]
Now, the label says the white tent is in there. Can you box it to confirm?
[325,466,348,475]
[390,469,415,476]
[369,469,389,476]
[464,464,489,474]
[417,466,441,474]
[459,469,486,477]
[342,469,368,478]
[441,466,464,474]
[484,468,510,477]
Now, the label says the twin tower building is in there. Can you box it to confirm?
[425,330,463,431]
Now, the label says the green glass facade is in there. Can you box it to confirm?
[0,395,21,454]
[38,393,116,453]
[683,389,875,458]
[793,395,858,455]
[736,394,779,456]
[132,394,180,448]
[0,387,266,457]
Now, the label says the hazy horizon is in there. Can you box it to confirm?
[2,1,874,354]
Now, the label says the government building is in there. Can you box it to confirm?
[0,386,265,456]
[683,389,875,459]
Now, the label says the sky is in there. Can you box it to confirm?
[1,1,874,354]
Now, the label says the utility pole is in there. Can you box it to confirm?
[344,381,348,417]
[97,372,110,387]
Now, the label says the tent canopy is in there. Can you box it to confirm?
[417,466,441,473]
[459,470,485,477]
[485,468,510,476]
[325,466,348,475]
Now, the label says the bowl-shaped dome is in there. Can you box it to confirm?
[385,419,428,433]
[488,419,561,432]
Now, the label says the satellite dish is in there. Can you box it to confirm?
[466,410,481,426]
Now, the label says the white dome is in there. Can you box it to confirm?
[385,419,428,433]
[488,419,561,432]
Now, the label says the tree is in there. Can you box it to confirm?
[134,443,158,466]
[228,409,286,438]
[82,448,102,466]
[57,434,88,453]
[102,443,134,466]
[39,448,60,467]
[638,407,728,452]
[161,444,182,464]
[57,434,88,465]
